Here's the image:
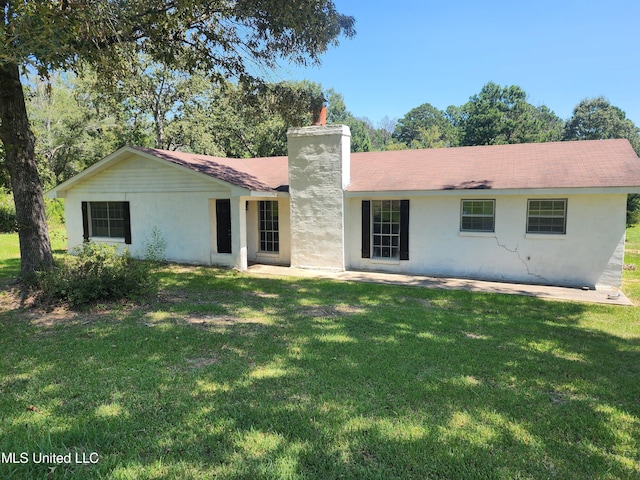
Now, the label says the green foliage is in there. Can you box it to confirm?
[563,97,640,155]
[393,102,458,148]
[627,194,640,226]
[44,198,65,226]
[144,226,167,263]
[36,242,156,307]
[0,188,16,233]
[458,82,564,146]
[1,2,355,80]
[326,89,372,152]
[26,73,133,188]
[365,116,396,151]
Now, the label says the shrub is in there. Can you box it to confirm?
[37,242,156,307]
[144,226,167,263]
[45,198,65,226]
[0,189,16,233]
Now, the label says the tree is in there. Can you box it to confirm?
[564,97,640,154]
[26,73,128,187]
[564,97,640,225]
[0,0,355,277]
[393,103,458,148]
[325,89,371,152]
[365,116,396,151]
[201,80,325,158]
[207,81,283,158]
[103,57,215,150]
[458,82,563,146]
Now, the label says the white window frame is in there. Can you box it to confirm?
[89,201,125,239]
[460,199,495,233]
[259,201,279,253]
[526,199,567,234]
[372,200,401,259]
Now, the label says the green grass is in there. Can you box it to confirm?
[625,225,640,301]
[0,226,66,282]
[1,234,639,479]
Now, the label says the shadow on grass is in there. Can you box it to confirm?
[0,248,67,285]
[0,257,20,282]
[1,272,639,479]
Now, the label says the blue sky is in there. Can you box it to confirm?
[278,0,639,129]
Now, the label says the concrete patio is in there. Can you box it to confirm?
[246,265,634,306]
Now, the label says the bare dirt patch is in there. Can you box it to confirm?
[253,292,280,299]
[0,284,138,328]
[297,304,366,318]
[0,284,37,311]
[182,314,269,327]
[185,356,219,368]
[0,285,78,325]
[414,298,435,309]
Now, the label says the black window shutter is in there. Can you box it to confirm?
[81,202,89,242]
[216,199,232,254]
[400,200,409,260]
[123,201,132,245]
[361,200,371,258]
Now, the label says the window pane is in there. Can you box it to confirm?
[109,203,123,219]
[110,220,125,238]
[92,219,109,237]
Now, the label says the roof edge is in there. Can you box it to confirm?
[46,146,139,198]
[345,186,640,197]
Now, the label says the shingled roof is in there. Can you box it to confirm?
[349,139,640,192]
[137,139,640,193]
[132,147,288,192]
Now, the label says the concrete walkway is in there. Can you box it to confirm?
[246,265,634,306]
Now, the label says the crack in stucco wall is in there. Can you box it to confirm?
[494,236,550,283]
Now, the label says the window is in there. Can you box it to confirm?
[461,200,495,232]
[259,201,279,252]
[372,200,401,258]
[361,200,409,260]
[82,201,131,244]
[90,202,125,238]
[527,199,567,234]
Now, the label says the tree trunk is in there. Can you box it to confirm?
[0,63,54,277]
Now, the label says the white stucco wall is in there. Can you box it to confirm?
[346,192,627,288]
[62,154,243,268]
[287,125,351,271]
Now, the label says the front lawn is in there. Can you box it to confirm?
[0,234,639,479]
[625,225,640,301]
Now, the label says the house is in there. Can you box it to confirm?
[47,126,640,289]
